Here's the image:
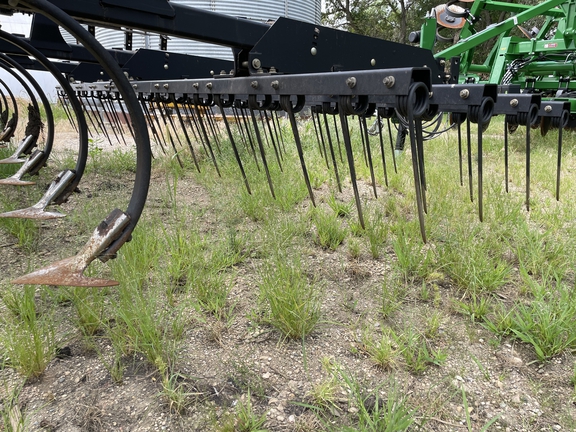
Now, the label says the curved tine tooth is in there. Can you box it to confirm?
[57,91,77,132]
[0,134,36,164]
[333,113,344,163]
[262,109,283,172]
[556,119,563,201]
[264,110,283,164]
[407,111,426,243]
[240,106,260,170]
[0,169,76,220]
[525,117,531,211]
[0,150,45,185]
[358,116,369,167]
[322,109,342,192]
[310,106,325,159]
[338,107,364,229]
[315,109,330,169]
[140,98,166,155]
[504,117,509,193]
[478,118,484,222]
[193,100,221,177]
[12,209,130,287]
[457,118,463,186]
[386,117,397,173]
[249,105,275,198]
[172,95,200,172]
[282,97,315,207]
[272,111,286,155]
[466,117,474,202]
[360,115,378,198]
[414,116,427,214]
[376,114,389,187]
[218,103,251,194]
[157,99,183,168]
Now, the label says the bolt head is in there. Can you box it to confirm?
[545,105,552,113]
[193,82,199,89]
[252,58,261,69]
[206,82,213,89]
[271,80,280,89]
[346,77,357,88]
[371,59,376,67]
[164,64,169,70]
[311,47,318,56]
[459,89,470,99]
[383,76,395,88]
[163,84,169,89]
[510,98,519,107]
[251,80,259,89]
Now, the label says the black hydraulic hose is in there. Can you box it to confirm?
[22,0,151,234]
[0,28,88,181]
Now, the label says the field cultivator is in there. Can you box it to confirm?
[0,0,574,286]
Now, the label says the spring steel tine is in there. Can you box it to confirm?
[322,109,342,192]
[162,98,187,152]
[140,98,166,154]
[281,95,315,207]
[504,118,509,193]
[525,117,531,211]
[360,116,378,198]
[150,100,172,153]
[415,116,427,215]
[264,110,283,162]
[478,119,484,222]
[311,107,325,159]
[240,106,261,170]
[248,105,275,198]
[117,96,135,140]
[331,113,344,163]
[205,106,222,155]
[556,120,563,201]
[232,106,249,150]
[338,107,364,229]
[57,91,77,132]
[262,109,283,172]
[466,118,474,202]
[217,101,251,194]
[192,99,221,177]
[108,96,129,144]
[407,104,426,243]
[183,99,207,156]
[358,116,369,167]
[90,94,114,145]
[273,111,286,155]
[171,95,200,172]
[385,118,397,173]
[457,120,463,186]
[103,96,126,145]
[315,109,330,169]
[77,94,97,138]
[156,99,183,168]
[376,114,389,187]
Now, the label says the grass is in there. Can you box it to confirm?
[2,112,576,428]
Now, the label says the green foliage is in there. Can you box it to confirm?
[311,207,348,250]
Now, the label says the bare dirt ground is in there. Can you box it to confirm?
[1,128,576,432]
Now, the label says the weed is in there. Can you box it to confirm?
[424,310,442,339]
[327,195,353,218]
[360,328,402,370]
[454,294,492,322]
[235,391,268,432]
[69,287,105,337]
[258,256,323,339]
[1,382,26,432]
[400,328,446,374]
[311,207,348,250]
[380,279,405,319]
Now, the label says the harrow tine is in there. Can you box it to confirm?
[107,96,129,145]
[183,99,209,158]
[360,115,378,198]
[525,117,531,211]
[264,109,283,163]
[206,106,223,154]
[248,102,275,198]
[140,97,167,155]
[466,117,474,202]
[239,105,260,170]
[315,108,330,169]
[161,98,187,161]
[358,116,368,167]
[171,94,200,172]
[77,94,96,138]
[232,105,249,150]
[332,111,344,163]
[157,98,184,168]
[477,118,484,222]
[376,113,389,187]
[386,117,398,173]
[57,90,77,132]
[504,117,509,193]
[311,106,325,160]
[556,117,564,201]
[415,116,427,215]
[215,95,251,194]
[192,95,221,176]
[90,94,114,145]
[281,95,315,206]
[101,95,125,146]
[117,95,135,140]
[338,99,364,229]
[322,107,342,192]
[272,111,286,155]
[261,109,283,172]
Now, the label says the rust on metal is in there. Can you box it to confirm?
[0,178,36,186]
[12,209,131,287]
[0,206,65,219]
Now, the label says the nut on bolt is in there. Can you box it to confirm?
[383,76,395,88]
[251,80,259,89]
[459,89,470,99]
[510,98,519,107]
[545,105,553,113]
[193,82,199,89]
[346,77,357,89]
[206,82,213,90]
[271,80,280,90]
[163,84,169,89]
[154,83,160,89]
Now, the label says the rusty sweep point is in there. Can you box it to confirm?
[12,208,131,287]
[0,206,66,219]
[11,256,119,287]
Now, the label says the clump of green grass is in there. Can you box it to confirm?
[360,328,402,370]
[258,255,323,339]
[311,207,348,250]
[453,294,492,323]
[306,357,342,412]
[216,391,268,432]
